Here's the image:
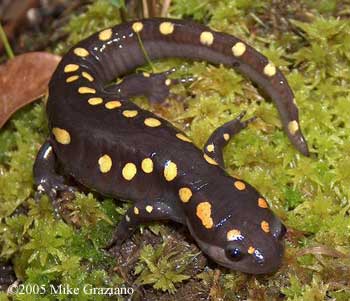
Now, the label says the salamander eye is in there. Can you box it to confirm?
[225,246,244,261]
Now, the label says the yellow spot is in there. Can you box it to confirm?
[164,160,177,181]
[143,72,150,77]
[258,198,268,208]
[66,75,79,83]
[165,79,171,86]
[223,133,230,141]
[78,87,96,94]
[231,42,246,57]
[82,71,94,82]
[64,64,79,73]
[288,120,299,135]
[226,229,241,241]
[52,128,71,144]
[144,117,161,127]
[263,62,276,77]
[145,205,153,213]
[176,133,192,143]
[88,97,103,105]
[105,101,122,109]
[73,47,89,57]
[98,154,112,173]
[159,22,174,35]
[203,154,218,165]
[122,163,137,181]
[261,220,270,233]
[200,31,214,46]
[99,28,112,41]
[234,180,246,191]
[122,110,138,118]
[141,158,153,173]
[196,202,213,229]
[206,144,214,152]
[248,246,255,254]
[132,22,143,33]
[134,207,139,215]
[179,187,192,203]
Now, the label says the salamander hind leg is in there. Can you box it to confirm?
[204,111,256,168]
[107,199,185,254]
[33,140,76,217]
[104,68,195,104]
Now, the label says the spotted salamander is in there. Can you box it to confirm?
[34,18,308,274]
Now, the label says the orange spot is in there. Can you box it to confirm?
[82,71,94,82]
[52,128,71,144]
[248,246,255,254]
[261,220,270,233]
[258,198,268,208]
[234,181,246,191]
[196,202,213,229]
[223,133,230,141]
[144,117,161,127]
[179,187,192,203]
[226,229,241,241]
[122,110,138,118]
[163,160,177,181]
[99,28,113,41]
[203,154,218,165]
[105,101,121,109]
[176,133,192,143]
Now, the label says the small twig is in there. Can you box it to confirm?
[161,0,172,17]
[0,22,15,59]
[142,0,149,18]
[150,0,157,17]
[136,33,155,72]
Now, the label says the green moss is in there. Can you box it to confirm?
[0,104,46,218]
[67,193,113,227]
[1,0,350,299]
[282,275,329,301]
[0,293,9,301]
[134,241,193,293]
[55,0,122,54]
[170,0,214,20]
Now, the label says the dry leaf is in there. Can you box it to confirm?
[0,52,61,128]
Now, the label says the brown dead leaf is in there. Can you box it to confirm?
[0,52,61,128]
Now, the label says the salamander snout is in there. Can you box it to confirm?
[272,221,287,241]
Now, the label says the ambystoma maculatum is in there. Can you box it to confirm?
[34,18,308,274]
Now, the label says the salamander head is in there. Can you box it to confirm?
[185,178,286,274]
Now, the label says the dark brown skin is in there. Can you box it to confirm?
[34,18,303,274]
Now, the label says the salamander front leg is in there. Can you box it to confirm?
[104,68,195,104]
[204,111,256,168]
[107,200,184,252]
[33,140,76,217]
